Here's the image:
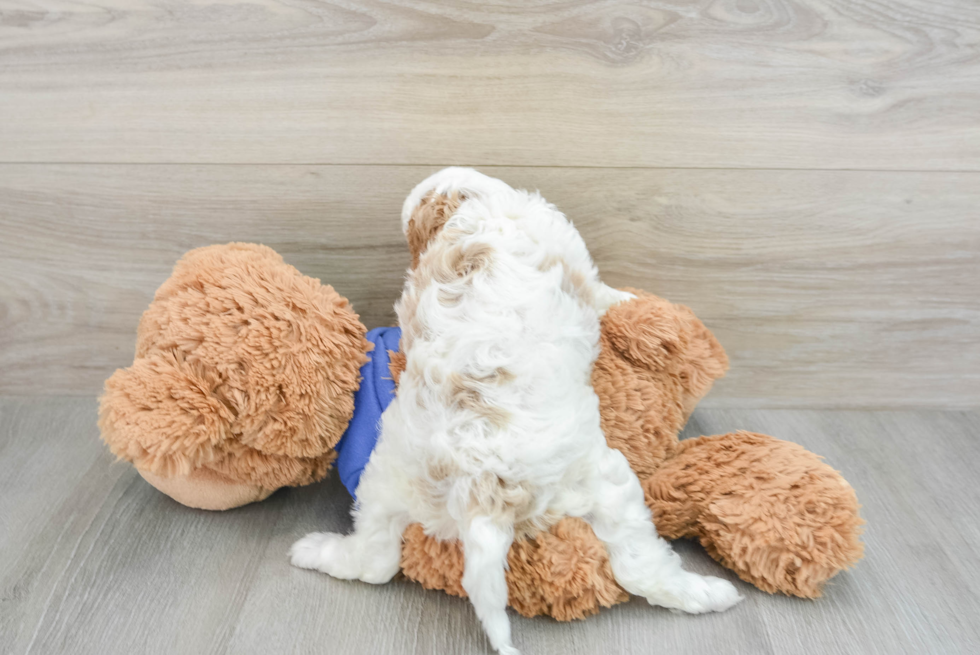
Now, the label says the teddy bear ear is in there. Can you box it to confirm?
[603,289,686,370]
[602,289,729,415]
[98,351,236,478]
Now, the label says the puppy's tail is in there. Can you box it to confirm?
[460,515,519,655]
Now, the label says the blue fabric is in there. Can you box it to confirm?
[334,326,401,499]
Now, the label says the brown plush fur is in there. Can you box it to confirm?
[99,243,370,491]
[400,519,629,621]
[395,290,864,617]
[647,432,864,597]
[100,239,863,619]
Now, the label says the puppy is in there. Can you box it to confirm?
[291,168,741,654]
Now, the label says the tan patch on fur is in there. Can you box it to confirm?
[416,240,494,287]
[438,288,463,306]
[514,508,564,541]
[448,372,511,428]
[407,240,493,300]
[562,267,595,308]
[449,241,493,280]
[463,367,515,386]
[468,472,537,527]
[401,239,494,353]
[395,273,431,353]
[536,254,562,272]
[388,349,406,385]
[538,255,595,308]
[490,367,516,385]
[426,459,459,482]
[407,191,465,269]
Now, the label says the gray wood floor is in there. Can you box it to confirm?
[2,397,978,655]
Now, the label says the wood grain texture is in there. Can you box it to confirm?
[1,164,977,407]
[2,397,979,655]
[1,0,979,168]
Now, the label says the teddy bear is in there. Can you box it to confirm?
[98,242,371,511]
[99,233,863,619]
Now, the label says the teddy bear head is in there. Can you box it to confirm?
[98,243,370,509]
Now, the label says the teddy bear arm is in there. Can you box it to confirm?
[644,431,864,598]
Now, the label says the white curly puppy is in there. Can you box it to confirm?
[291,168,741,654]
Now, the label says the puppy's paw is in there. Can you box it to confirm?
[290,532,351,576]
[651,572,743,614]
[358,557,401,585]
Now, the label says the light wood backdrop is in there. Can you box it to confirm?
[1,0,978,407]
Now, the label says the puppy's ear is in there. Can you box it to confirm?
[405,191,465,269]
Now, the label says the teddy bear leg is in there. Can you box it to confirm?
[586,448,743,614]
[290,443,410,584]
[137,467,275,511]
[645,432,864,597]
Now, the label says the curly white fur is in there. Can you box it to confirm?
[292,168,741,654]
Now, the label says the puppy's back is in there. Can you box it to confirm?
[394,188,604,518]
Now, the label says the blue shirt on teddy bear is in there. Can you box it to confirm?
[333,326,401,499]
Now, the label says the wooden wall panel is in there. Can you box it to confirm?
[1,164,976,407]
[0,0,978,169]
